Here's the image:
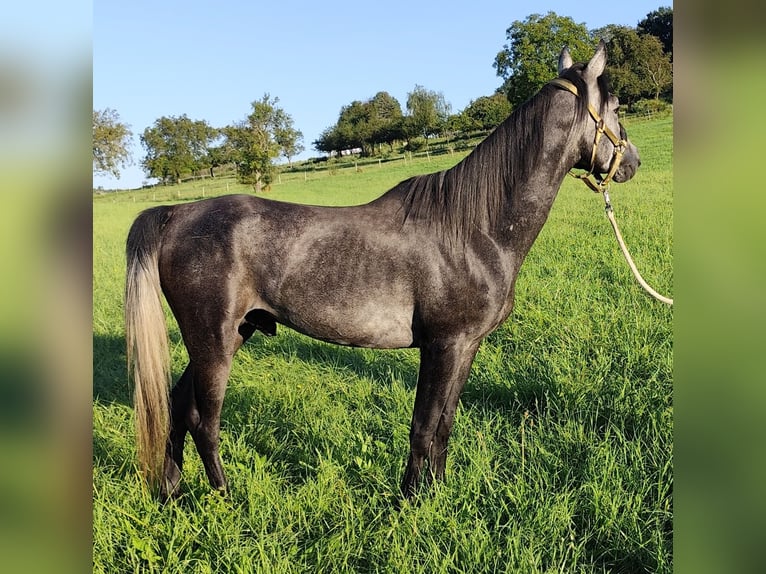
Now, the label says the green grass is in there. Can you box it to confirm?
[93,115,672,573]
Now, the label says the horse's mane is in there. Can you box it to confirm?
[398,63,610,243]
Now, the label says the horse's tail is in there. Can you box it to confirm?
[125,206,172,489]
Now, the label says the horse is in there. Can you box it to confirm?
[125,41,640,500]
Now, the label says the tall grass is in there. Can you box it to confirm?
[93,116,672,573]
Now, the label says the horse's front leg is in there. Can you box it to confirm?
[401,337,479,498]
[428,339,480,482]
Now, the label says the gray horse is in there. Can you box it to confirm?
[125,41,640,500]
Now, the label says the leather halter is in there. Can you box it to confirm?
[548,77,628,193]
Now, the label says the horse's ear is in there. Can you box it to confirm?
[558,46,573,74]
[583,39,607,81]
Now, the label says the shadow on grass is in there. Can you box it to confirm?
[93,333,131,406]
[94,328,421,406]
[461,358,558,420]
[236,329,555,415]
[94,327,552,431]
[242,331,420,389]
[93,328,553,493]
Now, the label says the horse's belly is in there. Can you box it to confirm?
[284,301,415,349]
[264,226,421,348]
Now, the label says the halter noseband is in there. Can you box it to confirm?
[548,77,627,193]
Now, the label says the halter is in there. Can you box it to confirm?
[548,77,628,193]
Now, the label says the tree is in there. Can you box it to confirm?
[226,94,297,192]
[593,25,646,105]
[368,91,404,152]
[459,93,512,132]
[272,109,304,167]
[638,6,673,59]
[637,33,672,100]
[494,12,592,107]
[140,115,217,184]
[405,85,451,141]
[205,142,230,178]
[93,108,132,178]
[313,92,404,157]
[337,100,374,155]
[312,125,342,157]
[594,25,672,104]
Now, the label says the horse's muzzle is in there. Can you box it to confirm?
[612,142,641,183]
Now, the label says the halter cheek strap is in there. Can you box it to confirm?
[548,77,627,193]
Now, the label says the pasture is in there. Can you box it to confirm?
[93,115,672,573]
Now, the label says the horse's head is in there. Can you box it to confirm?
[554,40,641,186]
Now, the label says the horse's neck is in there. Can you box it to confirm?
[497,160,572,258]
[469,106,576,255]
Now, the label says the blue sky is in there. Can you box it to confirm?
[94,1,667,189]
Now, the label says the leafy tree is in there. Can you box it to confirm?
[593,25,645,105]
[226,94,297,192]
[338,100,374,154]
[459,93,512,132]
[594,25,672,104]
[223,123,271,192]
[140,115,217,184]
[311,101,367,157]
[205,142,230,178]
[636,33,672,100]
[313,92,404,157]
[312,126,342,157]
[93,108,133,178]
[638,6,673,59]
[494,12,592,107]
[368,91,404,152]
[405,85,451,140]
[272,109,304,167]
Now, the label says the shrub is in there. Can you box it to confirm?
[630,99,672,116]
[405,137,427,152]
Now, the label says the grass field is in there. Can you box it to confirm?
[93,115,672,573]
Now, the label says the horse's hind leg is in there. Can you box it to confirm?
[162,270,251,495]
[160,365,193,499]
[186,354,234,492]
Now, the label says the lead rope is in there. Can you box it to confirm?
[601,190,673,306]
[548,77,673,305]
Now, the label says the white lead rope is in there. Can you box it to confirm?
[602,191,674,306]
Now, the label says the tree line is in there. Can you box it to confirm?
[93,8,672,189]
[135,94,304,190]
